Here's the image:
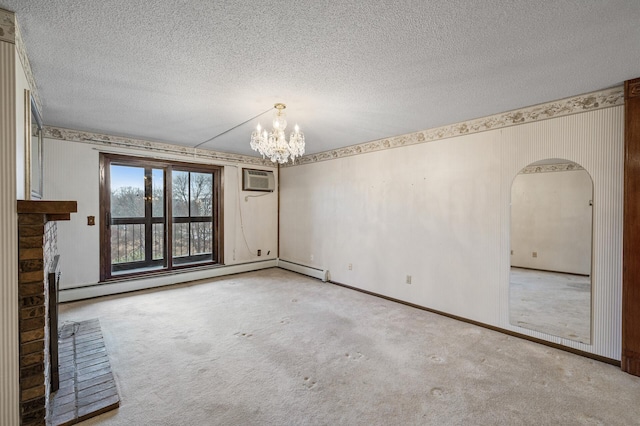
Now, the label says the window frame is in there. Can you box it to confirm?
[99,153,223,281]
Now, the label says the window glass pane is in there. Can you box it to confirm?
[191,222,212,255]
[111,224,145,264]
[110,165,145,218]
[152,223,164,261]
[172,171,189,217]
[172,222,189,258]
[190,173,213,217]
[152,168,164,218]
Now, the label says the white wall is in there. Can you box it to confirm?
[511,169,592,275]
[280,106,623,360]
[43,138,278,289]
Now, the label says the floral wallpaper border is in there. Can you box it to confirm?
[43,126,275,167]
[39,87,622,170]
[0,8,15,44]
[286,86,624,167]
[519,163,585,175]
[15,20,43,113]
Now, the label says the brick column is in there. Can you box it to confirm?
[18,213,49,425]
[17,201,76,426]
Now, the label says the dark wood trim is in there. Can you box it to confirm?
[165,160,173,269]
[623,77,640,376]
[327,278,619,367]
[99,153,109,282]
[99,153,223,281]
[46,213,70,222]
[216,165,224,264]
[17,200,77,215]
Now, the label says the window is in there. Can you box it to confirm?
[100,154,222,281]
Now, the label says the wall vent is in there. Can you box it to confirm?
[243,168,275,192]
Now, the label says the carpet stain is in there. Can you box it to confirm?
[430,387,448,399]
[302,377,318,389]
[345,352,364,361]
[280,317,291,325]
[234,332,254,338]
[291,298,298,303]
[429,355,444,363]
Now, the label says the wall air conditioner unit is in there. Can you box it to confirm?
[243,168,276,192]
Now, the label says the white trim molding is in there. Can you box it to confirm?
[288,86,624,166]
[44,126,275,167]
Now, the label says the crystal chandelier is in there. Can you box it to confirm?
[250,103,305,164]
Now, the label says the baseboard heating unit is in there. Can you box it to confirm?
[277,260,328,282]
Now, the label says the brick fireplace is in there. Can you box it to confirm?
[17,200,77,426]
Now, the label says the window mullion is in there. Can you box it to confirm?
[166,166,173,270]
[144,167,153,266]
[188,172,192,257]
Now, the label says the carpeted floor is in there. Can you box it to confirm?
[509,267,591,344]
[59,268,640,425]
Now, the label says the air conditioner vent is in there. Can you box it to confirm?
[243,168,275,192]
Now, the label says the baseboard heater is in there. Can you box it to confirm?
[277,260,328,282]
[59,259,278,302]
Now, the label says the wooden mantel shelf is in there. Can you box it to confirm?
[17,200,78,221]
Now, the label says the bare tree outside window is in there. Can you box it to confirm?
[172,171,213,259]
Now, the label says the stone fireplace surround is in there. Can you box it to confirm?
[17,200,77,426]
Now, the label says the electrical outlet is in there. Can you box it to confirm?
[87,216,95,226]
[532,251,537,258]
[406,275,412,284]
[257,249,262,256]
[348,263,352,270]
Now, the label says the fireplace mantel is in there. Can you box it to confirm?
[17,200,78,219]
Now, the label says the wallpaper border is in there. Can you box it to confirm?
[519,162,585,175]
[14,17,42,113]
[0,8,15,44]
[44,86,623,169]
[43,126,276,167]
[287,86,624,167]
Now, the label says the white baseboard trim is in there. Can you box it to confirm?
[277,259,328,282]
[59,260,278,302]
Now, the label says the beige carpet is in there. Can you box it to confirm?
[59,268,640,425]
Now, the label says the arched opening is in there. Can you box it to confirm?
[509,159,593,344]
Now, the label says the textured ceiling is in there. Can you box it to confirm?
[3,0,640,157]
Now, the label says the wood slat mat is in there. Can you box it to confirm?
[50,319,119,425]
